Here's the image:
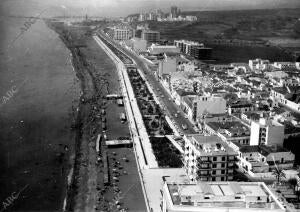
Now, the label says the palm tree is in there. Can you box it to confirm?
[272,168,286,183]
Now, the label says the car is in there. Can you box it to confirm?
[182,124,188,130]
[174,113,178,118]
[161,95,164,98]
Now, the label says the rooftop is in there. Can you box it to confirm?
[186,135,237,156]
[239,145,290,156]
[206,121,250,137]
[165,181,283,210]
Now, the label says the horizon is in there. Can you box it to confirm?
[1,0,300,18]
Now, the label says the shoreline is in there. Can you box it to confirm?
[46,20,146,211]
[45,20,90,211]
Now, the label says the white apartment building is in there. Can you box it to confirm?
[249,117,285,146]
[182,95,226,121]
[184,135,238,182]
[162,181,285,212]
[158,52,180,77]
[249,59,270,71]
[107,26,134,41]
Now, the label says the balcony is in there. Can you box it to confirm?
[197,171,210,176]
[197,164,210,169]
[227,157,238,162]
[197,157,211,163]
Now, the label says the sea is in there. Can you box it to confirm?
[0,1,81,211]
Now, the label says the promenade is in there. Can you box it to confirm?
[93,34,189,212]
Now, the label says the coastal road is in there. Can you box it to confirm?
[103,38,196,135]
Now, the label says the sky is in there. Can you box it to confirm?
[1,0,300,17]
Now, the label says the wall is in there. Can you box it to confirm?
[195,96,226,118]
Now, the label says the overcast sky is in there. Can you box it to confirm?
[1,0,300,17]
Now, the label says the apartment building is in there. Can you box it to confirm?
[249,117,285,146]
[161,180,285,212]
[141,30,160,44]
[181,95,226,121]
[249,59,270,71]
[106,26,134,41]
[184,135,238,182]
[158,52,180,77]
[174,40,212,60]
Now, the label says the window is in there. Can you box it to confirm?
[221,170,225,174]
[213,157,217,161]
[222,156,226,161]
[212,170,216,175]
[221,163,225,168]
[212,164,217,168]
[204,196,210,199]
[235,196,241,199]
[212,177,216,181]
[221,177,224,181]
[257,197,261,201]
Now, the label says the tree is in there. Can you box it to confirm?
[288,178,298,191]
[272,168,286,183]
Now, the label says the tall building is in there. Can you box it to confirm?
[141,30,160,44]
[171,6,178,18]
[249,117,285,146]
[138,13,146,22]
[184,135,238,182]
[162,180,285,212]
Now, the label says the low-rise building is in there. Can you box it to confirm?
[148,43,180,55]
[271,85,300,113]
[204,121,250,146]
[162,180,285,212]
[184,135,238,182]
[228,100,254,114]
[273,62,297,70]
[130,37,147,52]
[236,144,295,176]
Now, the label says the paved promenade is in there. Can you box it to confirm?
[93,34,190,212]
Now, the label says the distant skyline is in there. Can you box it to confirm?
[1,0,300,17]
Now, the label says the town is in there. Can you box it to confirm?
[1,1,300,212]
[90,6,300,212]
